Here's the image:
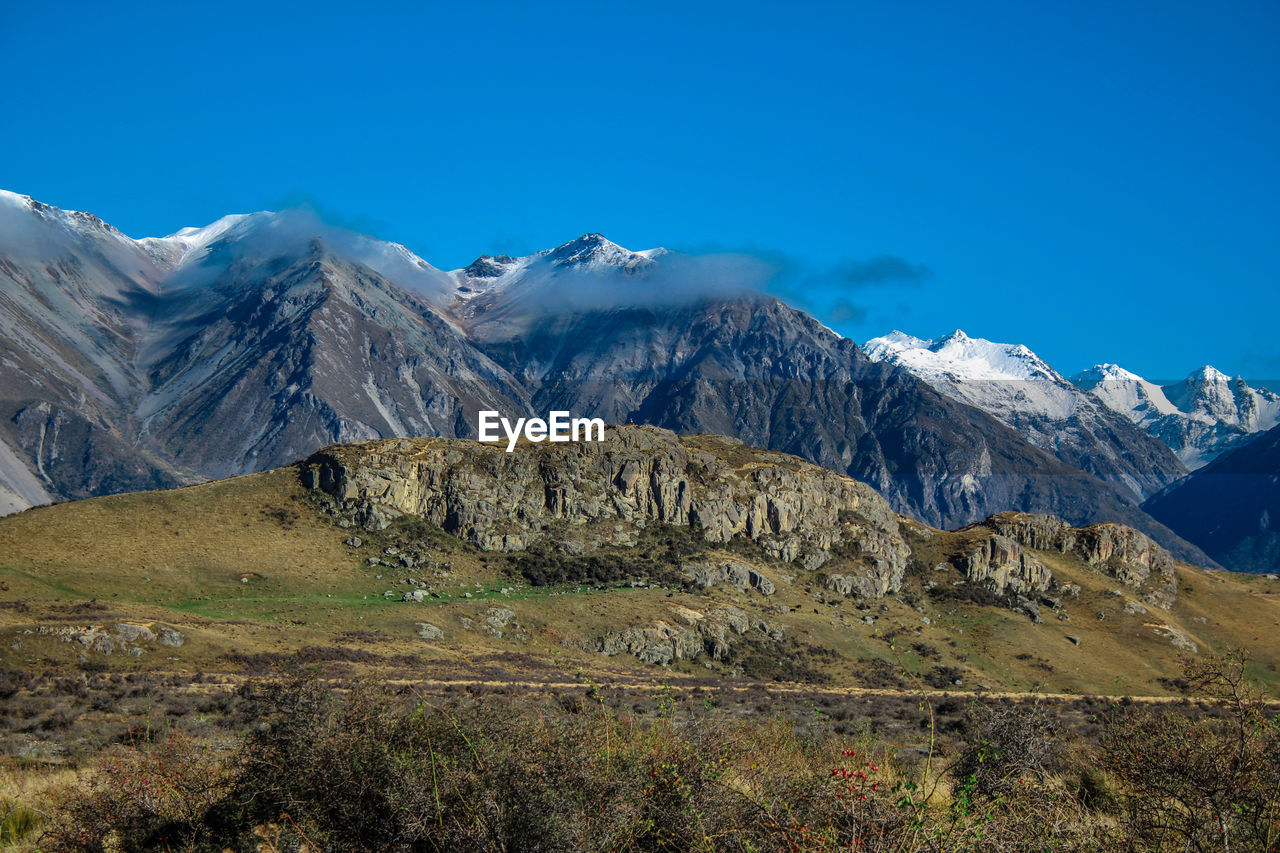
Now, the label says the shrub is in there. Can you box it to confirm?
[42,731,231,851]
[1102,650,1280,852]
[953,702,1060,799]
[37,675,1117,852]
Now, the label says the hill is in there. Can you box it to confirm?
[2,426,1276,698]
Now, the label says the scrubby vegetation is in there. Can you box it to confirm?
[507,524,708,587]
[0,652,1268,852]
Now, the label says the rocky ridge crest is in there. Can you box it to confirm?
[304,426,912,598]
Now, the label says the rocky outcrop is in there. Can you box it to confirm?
[955,534,1053,595]
[985,513,1072,552]
[303,426,911,597]
[982,512,1177,608]
[597,604,780,665]
[682,560,776,596]
[30,622,184,657]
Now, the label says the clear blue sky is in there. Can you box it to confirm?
[2,1,1277,380]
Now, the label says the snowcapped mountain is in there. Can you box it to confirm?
[0,191,1216,567]
[864,329,1060,383]
[449,234,671,335]
[0,191,525,499]
[0,191,183,509]
[1072,364,1280,469]
[863,330,1188,501]
[452,233,664,302]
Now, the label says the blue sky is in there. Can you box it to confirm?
[1,1,1277,380]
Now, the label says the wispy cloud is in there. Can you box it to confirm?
[818,254,932,287]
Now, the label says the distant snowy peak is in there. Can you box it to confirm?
[1072,364,1180,419]
[0,189,165,299]
[138,213,254,269]
[0,189,128,241]
[862,328,1187,500]
[1077,363,1280,429]
[1073,363,1142,384]
[136,209,454,299]
[463,254,521,279]
[864,329,1062,383]
[1072,363,1280,468]
[452,234,667,302]
[1162,365,1267,427]
[545,233,665,272]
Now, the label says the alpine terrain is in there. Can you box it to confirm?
[0,191,1215,565]
[1143,422,1280,573]
[862,330,1188,501]
[1073,363,1280,469]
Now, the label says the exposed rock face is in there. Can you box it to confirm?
[955,534,1052,595]
[981,512,1178,608]
[33,621,181,656]
[682,560,776,596]
[985,513,1071,552]
[597,604,779,665]
[303,426,912,597]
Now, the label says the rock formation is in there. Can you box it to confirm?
[982,512,1177,608]
[302,426,911,597]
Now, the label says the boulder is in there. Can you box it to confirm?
[157,628,185,647]
[115,623,156,643]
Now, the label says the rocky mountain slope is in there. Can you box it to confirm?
[1142,423,1280,573]
[0,191,1210,565]
[1073,363,1280,469]
[863,330,1187,501]
[306,427,1187,610]
[5,427,1272,695]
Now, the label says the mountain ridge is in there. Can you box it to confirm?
[1073,361,1280,468]
[863,329,1189,502]
[0,191,1216,567]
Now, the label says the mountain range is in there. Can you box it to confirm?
[2,189,1273,569]
[1074,363,1280,469]
[862,330,1188,502]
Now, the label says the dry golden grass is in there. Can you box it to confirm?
[1,463,1278,699]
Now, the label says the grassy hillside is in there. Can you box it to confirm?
[2,460,1278,698]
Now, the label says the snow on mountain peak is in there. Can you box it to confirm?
[863,329,1059,383]
[545,233,665,272]
[462,254,520,279]
[0,189,129,242]
[860,329,1190,493]
[0,189,34,210]
[140,213,256,268]
[1192,364,1231,384]
[1074,363,1143,384]
[448,234,669,305]
[135,208,454,299]
[1071,363,1280,468]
